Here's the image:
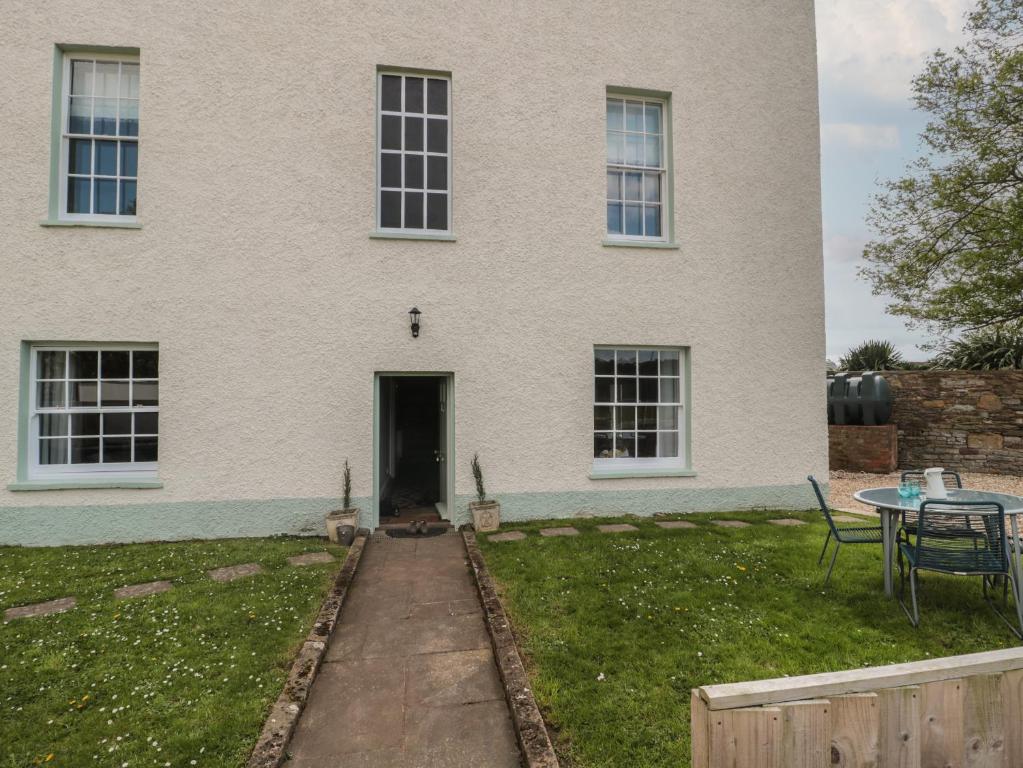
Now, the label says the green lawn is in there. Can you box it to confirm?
[478,511,1019,768]
[0,537,343,768]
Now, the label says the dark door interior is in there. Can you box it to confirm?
[379,376,444,523]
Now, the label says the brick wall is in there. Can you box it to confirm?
[884,371,1023,476]
[829,424,898,473]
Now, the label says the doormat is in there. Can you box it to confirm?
[385,528,448,539]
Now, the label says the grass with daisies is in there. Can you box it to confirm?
[478,510,1018,768]
[0,537,343,768]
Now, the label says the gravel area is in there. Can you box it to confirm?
[828,470,1023,516]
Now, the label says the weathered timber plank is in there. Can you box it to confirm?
[962,673,1004,768]
[919,679,964,768]
[878,687,921,768]
[692,688,711,768]
[779,699,831,768]
[831,693,880,768]
[709,707,782,768]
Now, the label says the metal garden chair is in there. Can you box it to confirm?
[897,500,1023,638]
[807,475,884,585]
[898,469,965,544]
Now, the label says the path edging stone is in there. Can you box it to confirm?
[245,535,367,768]
[463,530,560,768]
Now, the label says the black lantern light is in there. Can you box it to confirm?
[409,307,421,338]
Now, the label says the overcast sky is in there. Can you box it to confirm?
[816,0,973,363]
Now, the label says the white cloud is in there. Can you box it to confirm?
[822,122,901,149]
[816,0,972,101]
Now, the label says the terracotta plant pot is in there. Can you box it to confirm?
[469,500,500,532]
[326,508,360,543]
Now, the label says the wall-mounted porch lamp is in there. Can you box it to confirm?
[409,307,421,338]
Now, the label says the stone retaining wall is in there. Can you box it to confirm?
[884,371,1023,476]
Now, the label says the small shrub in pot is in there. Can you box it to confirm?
[326,459,360,543]
[469,453,500,532]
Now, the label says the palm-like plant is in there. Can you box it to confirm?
[933,323,1023,370]
[838,340,904,371]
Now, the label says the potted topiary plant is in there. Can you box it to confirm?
[469,453,500,532]
[326,460,360,544]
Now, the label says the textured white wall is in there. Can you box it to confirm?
[0,1,827,520]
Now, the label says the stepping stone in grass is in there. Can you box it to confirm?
[4,597,76,621]
[488,531,527,542]
[711,520,751,528]
[656,521,697,529]
[597,524,639,533]
[767,519,806,527]
[833,515,866,523]
[539,527,580,537]
[114,581,173,600]
[207,563,264,582]
[287,552,335,567]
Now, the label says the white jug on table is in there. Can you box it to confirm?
[923,467,948,499]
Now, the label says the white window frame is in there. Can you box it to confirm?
[605,94,668,243]
[592,346,686,471]
[58,51,139,224]
[376,71,452,235]
[28,344,158,480]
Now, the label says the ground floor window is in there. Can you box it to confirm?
[29,345,158,478]
[593,346,686,470]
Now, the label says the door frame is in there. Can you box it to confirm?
[372,371,455,530]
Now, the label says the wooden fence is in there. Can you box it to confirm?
[691,647,1023,767]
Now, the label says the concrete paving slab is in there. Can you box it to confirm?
[597,523,640,533]
[412,575,476,604]
[405,648,503,707]
[710,520,751,528]
[410,599,479,620]
[833,514,868,523]
[207,562,264,582]
[4,597,76,621]
[655,520,698,529]
[767,519,807,526]
[113,580,172,600]
[403,700,521,768]
[539,526,579,537]
[487,531,527,542]
[287,551,336,566]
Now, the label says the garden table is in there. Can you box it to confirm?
[852,487,1023,599]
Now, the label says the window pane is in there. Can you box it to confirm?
[644,205,661,238]
[404,77,424,113]
[120,181,137,215]
[625,101,643,131]
[120,63,139,99]
[37,381,65,409]
[645,136,661,167]
[95,140,117,175]
[616,377,636,403]
[658,431,679,458]
[644,173,660,203]
[70,60,93,95]
[615,406,636,430]
[39,414,68,437]
[101,351,130,378]
[95,61,119,97]
[426,156,446,190]
[69,139,91,174]
[639,377,658,403]
[68,177,91,213]
[381,75,402,111]
[72,413,100,436]
[133,350,158,378]
[120,142,138,177]
[426,193,447,230]
[615,432,636,458]
[607,172,622,201]
[102,436,132,463]
[404,191,424,229]
[94,98,117,135]
[404,116,423,151]
[134,435,158,462]
[427,79,447,115]
[71,437,100,464]
[594,406,612,430]
[103,412,131,434]
[427,118,447,153]
[380,190,401,228]
[645,103,662,133]
[38,351,66,379]
[616,349,637,375]
[606,203,622,235]
[594,377,613,402]
[594,348,615,375]
[660,351,679,375]
[69,350,98,379]
[380,153,401,188]
[606,131,624,164]
[69,97,92,134]
[624,172,642,201]
[100,380,129,407]
[40,439,68,465]
[624,204,642,235]
[625,134,643,165]
[594,432,613,459]
[135,412,158,434]
[607,99,624,131]
[404,154,424,189]
[132,381,158,407]
[94,179,117,214]
[638,350,658,375]
[70,381,99,407]
[118,99,139,137]
[637,432,657,458]
[658,406,679,430]
[660,377,680,404]
[381,115,401,150]
[637,406,657,429]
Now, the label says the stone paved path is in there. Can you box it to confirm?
[287,531,521,767]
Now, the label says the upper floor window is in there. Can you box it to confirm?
[606,96,666,241]
[60,53,139,222]
[377,72,451,234]
[29,346,158,479]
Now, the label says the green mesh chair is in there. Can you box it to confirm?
[898,500,1022,638]
[898,470,965,543]
[807,475,884,585]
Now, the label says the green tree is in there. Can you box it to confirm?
[862,0,1023,334]
[933,321,1023,368]
[839,340,904,371]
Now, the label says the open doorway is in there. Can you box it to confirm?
[376,374,451,527]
